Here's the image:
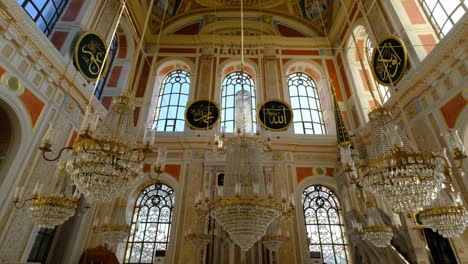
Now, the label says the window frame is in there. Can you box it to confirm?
[152,69,191,132]
[220,71,257,133]
[287,72,326,135]
[27,227,57,264]
[418,0,466,39]
[124,183,175,264]
[18,0,69,36]
[302,185,349,264]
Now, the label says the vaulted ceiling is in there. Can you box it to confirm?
[127,0,346,43]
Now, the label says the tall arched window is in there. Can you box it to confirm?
[365,38,390,103]
[288,72,325,134]
[302,185,348,264]
[153,69,190,132]
[95,35,118,100]
[221,71,256,133]
[418,0,465,38]
[124,183,175,263]
[17,0,69,36]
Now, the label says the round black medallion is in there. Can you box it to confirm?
[185,99,220,130]
[74,32,110,82]
[371,36,407,86]
[258,99,293,131]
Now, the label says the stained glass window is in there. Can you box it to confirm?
[153,70,190,132]
[288,72,325,134]
[366,38,390,103]
[17,0,69,36]
[221,71,256,133]
[95,35,118,100]
[302,185,348,264]
[124,183,175,264]
[418,0,465,38]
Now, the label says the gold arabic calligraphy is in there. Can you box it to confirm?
[190,105,215,125]
[264,105,288,125]
[81,39,105,76]
[375,42,402,82]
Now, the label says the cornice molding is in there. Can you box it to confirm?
[151,35,330,49]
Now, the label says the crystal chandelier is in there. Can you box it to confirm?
[98,198,131,246]
[38,1,157,203]
[206,90,293,252]
[340,107,449,212]
[352,207,400,248]
[419,191,467,238]
[13,162,79,228]
[64,96,149,202]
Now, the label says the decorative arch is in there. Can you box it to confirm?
[162,11,320,37]
[283,60,334,134]
[123,182,176,263]
[215,59,259,133]
[0,93,34,220]
[143,59,193,130]
[302,184,349,264]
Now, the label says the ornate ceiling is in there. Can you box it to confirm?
[128,0,343,43]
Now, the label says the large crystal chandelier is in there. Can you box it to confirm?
[419,191,467,238]
[64,96,148,202]
[340,108,448,212]
[14,162,79,228]
[209,90,285,252]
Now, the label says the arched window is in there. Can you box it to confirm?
[365,38,390,103]
[221,71,256,133]
[288,72,325,134]
[95,35,118,100]
[153,69,190,132]
[302,185,348,264]
[124,183,175,263]
[17,0,69,36]
[418,0,466,38]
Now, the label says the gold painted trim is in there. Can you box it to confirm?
[370,35,408,87]
[257,99,294,131]
[73,31,110,82]
[184,98,220,130]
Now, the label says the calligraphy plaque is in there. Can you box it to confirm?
[371,36,407,86]
[185,99,220,130]
[258,100,293,131]
[74,32,110,82]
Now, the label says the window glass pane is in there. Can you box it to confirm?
[19,0,69,36]
[287,72,326,134]
[418,0,465,38]
[24,3,39,18]
[290,97,300,108]
[153,69,190,132]
[221,71,256,133]
[302,185,349,264]
[125,183,175,264]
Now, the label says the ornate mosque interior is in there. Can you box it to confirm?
[0,0,467,263]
